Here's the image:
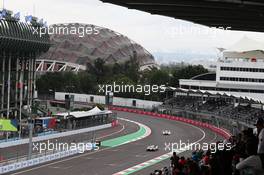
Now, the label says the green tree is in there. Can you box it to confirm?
[171,65,208,87]
[87,58,110,83]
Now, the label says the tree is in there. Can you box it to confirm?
[170,65,208,87]
[87,58,110,83]
[123,53,140,82]
[112,63,123,75]
[149,70,170,86]
[77,72,97,94]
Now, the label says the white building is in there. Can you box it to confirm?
[179,37,264,103]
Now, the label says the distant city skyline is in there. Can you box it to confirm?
[3,0,264,63]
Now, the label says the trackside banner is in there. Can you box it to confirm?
[0,119,18,132]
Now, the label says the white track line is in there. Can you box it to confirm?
[113,121,206,175]
[97,123,125,140]
[11,118,151,175]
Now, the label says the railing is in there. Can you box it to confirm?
[159,104,255,130]
[109,106,231,139]
[0,122,112,166]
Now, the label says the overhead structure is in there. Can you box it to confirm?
[101,0,264,32]
[36,59,86,73]
[38,23,158,71]
[225,36,264,52]
[55,106,112,119]
[0,10,50,121]
[171,87,263,104]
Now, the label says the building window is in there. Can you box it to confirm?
[220,76,264,83]
[220,66,264,73]
[132,100,136,107]
[90,96,94,103]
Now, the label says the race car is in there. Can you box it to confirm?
[162,130,171,135]
[146,145,159,151]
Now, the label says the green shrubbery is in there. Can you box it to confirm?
[36,58,208,101]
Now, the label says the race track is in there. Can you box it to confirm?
[9,111,221,175]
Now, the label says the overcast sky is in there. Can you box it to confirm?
[4,0,264,62]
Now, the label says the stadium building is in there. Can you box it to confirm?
[37,23,158,73]
[178,37,264,104]
[0,10,50,120]
[160,37,264,132]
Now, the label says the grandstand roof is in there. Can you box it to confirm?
[226,36,264,52]
[38,23,156,67]
[191,73,216,81]
[101,0,264,32]
[55,106,112,119]
[0,19,50,53]
[173,87,263,104]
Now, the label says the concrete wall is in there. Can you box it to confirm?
[55,92,162,109]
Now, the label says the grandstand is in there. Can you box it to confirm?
[159,37,264,133]
[37,23,159,72]
[161,92,263,128]
[180,37,264,103]
[0,10,50,121]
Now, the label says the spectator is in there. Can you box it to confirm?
[178,156,186,167]
[191,151,199,162]
[187,160,201,175]
[236,140,264,175]
[170,152,180,169]
[201,150,211,166]
[244,128,258,157]
[255,118,264,154]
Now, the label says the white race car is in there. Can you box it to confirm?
[162,130,171,135]
[146,145,159,151]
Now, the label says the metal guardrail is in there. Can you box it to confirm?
[159,104,255,130]
[0,123,111,166]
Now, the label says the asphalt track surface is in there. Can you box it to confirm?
[8,111,221,175]
[1,119,138,163]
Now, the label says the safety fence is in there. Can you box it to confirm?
[0,123,114,174]
[109,106,231,139]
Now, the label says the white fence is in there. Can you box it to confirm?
[0,147,81,174]
[0,124,112,148]
[55,92,162,109]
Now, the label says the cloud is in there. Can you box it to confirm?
[4,0,264,60]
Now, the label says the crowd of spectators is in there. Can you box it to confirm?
[162,96,264,125]
[150,118,264,175]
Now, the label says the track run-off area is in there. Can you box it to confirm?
[8,109,230,175]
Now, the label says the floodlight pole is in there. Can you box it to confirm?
[19,58,24,138]
[66,85,74,129]
[6,54,11,140]
[67,87,71,128]
[28,117,33,160]
[27,57,35,160]
[6,55,11,118]
[1,53,5,118]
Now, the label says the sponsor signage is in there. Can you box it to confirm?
[0,119,18,132]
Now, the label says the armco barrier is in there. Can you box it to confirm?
[109,106,231,139]
[0,123,112,148]
[0,148,80,174]
[0,122,117,174]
